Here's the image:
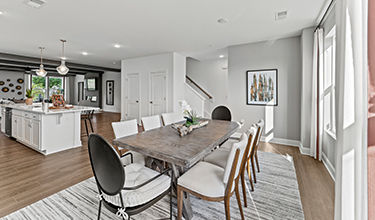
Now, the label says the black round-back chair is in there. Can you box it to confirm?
[211,105,232,121]
[88,134,172,220]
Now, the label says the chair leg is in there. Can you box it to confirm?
[240,172,248,207]
[84,119,89,136]
[251,157,257,183]
[255,151,260,172]
[177,186,183,220]
[89,118,94,132]
[224,196,231,220]
[235,184,245,220]
[246,162,254,191]
[97,200,102,220]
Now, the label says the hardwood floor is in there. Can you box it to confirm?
[0,112,334,219]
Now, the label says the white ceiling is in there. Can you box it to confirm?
[0,0,326,68]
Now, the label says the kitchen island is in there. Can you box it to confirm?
[0,104,99,155]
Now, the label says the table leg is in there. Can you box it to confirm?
[171,164,193,220]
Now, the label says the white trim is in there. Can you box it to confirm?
[298,143,311,155]
[260,136,300,147]
[322,151,335,181]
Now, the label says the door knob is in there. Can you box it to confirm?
[136,100,139,103]
[150,101,153,104]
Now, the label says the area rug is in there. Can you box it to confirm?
[1,151,304,220]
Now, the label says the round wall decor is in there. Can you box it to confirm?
[2,87,9,93]
[0,81,4,86]
[17,78,24,84]
[11,89,15,92]
[9,83,14,87]
[6,79,10,82]
[15,85,22,90]
[17,91,22,95]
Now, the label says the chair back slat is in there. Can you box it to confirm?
[141,115,162,131]
[112,119,138,139]
[223,133,248,184]
[88,134,125,196]
[161,112,184,126]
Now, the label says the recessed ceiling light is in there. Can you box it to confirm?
[113,44,121,48]
[217,18,228,24]
[81,52,88,56]
[219,55,225,58]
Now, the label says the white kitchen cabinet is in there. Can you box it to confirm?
[31,119,40,149]
[24,118,32,144]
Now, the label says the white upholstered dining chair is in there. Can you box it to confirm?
[161,112,184,126]
[141,115,162,131]
[177,133,248,220]
[204,125,258,207]
[112,119,145,165]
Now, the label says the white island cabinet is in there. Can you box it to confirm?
[2,104,99,155]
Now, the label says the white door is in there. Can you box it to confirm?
[126,73,141,122]
[149,71,167,115]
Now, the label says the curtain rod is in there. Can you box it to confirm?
[314,0,335,32]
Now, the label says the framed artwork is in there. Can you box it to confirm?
[246,69,278,106]
[106,80,114,105]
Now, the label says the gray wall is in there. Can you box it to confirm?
[0,71,25,100]
[228,36,302,141]
[186,58,229,113]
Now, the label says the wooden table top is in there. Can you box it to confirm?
[113,119,239,168]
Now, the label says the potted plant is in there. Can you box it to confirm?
[25,88,33,105]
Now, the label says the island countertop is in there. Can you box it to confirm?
[0,103,100,115]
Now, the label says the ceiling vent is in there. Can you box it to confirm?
[275,10,288,20]
[24,0,46,8]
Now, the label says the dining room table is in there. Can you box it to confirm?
[113,119,239,220]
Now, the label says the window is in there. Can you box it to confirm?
[48,77,64,97]
[323,26,336,137]
[31,75,65,102]
[31,75,46,102]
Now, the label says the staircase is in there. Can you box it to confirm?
[184,76,213,118]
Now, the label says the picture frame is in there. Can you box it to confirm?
[246,69,278,106]
[106,80,114,105]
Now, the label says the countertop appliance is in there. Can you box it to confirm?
[4,107,12,137]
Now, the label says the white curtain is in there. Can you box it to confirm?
[310,28,324,160]
[334,0,368,219]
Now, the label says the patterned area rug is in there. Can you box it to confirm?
[1,151,304,220]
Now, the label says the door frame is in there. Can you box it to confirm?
[148,70,168,116]
[126,73,141,123]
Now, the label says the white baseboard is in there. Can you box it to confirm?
[298,143,311,155]
[261,136,300,147]
[321,152,336,181]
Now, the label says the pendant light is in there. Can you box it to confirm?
[56,39,69,75]
[36,47,47,77]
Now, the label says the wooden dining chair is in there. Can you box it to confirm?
[254,119,264,174]
[204,125,258,207]
[112,119,145,165]
[161,112,184,126]
[177,134,248,220]
[141,115,162,131]
[88,134,173,220]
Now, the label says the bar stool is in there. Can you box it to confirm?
[81,110,94,136]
